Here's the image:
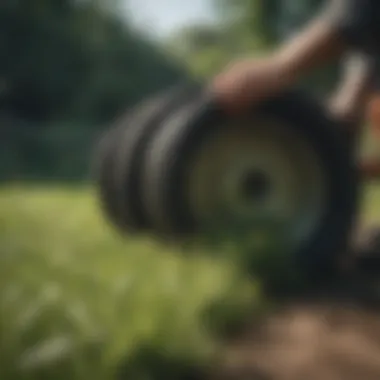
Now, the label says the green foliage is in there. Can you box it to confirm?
[1,0,187,125]
[0,0,189,181]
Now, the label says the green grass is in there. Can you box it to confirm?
[0,184,379,380]
[0,186,261,380]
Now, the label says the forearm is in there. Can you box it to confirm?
[211,1,365,113]
[274,12,348,82]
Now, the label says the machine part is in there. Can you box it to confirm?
[93,82,199,234]
[141,89,359,275]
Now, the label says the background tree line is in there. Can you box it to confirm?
[0,0,338,181]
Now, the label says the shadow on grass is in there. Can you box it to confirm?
[116,343,208,380]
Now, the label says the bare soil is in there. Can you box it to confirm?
[209,226,380,380]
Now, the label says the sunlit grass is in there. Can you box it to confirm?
[0,183,379,379]
[0,185,259,379]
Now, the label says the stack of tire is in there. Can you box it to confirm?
[93,83,359,276]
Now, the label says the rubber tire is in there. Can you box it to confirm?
[92,82,200,235]
[111,82,200,233]
[141,87,360,276]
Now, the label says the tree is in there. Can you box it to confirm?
[0,0,189,180]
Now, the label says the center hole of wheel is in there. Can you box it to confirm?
[240,170,271,202]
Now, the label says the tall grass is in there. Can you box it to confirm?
[0,186,259,379]
[0,183,379,379]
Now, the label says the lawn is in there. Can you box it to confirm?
[0,186,260,380]
[0,183,379,379]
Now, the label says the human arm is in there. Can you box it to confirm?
[211,0,377,114]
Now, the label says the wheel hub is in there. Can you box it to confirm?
[240,170,272,204]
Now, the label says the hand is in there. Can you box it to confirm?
[210,57,293,115]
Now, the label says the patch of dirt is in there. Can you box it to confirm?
[210,268,380,380]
